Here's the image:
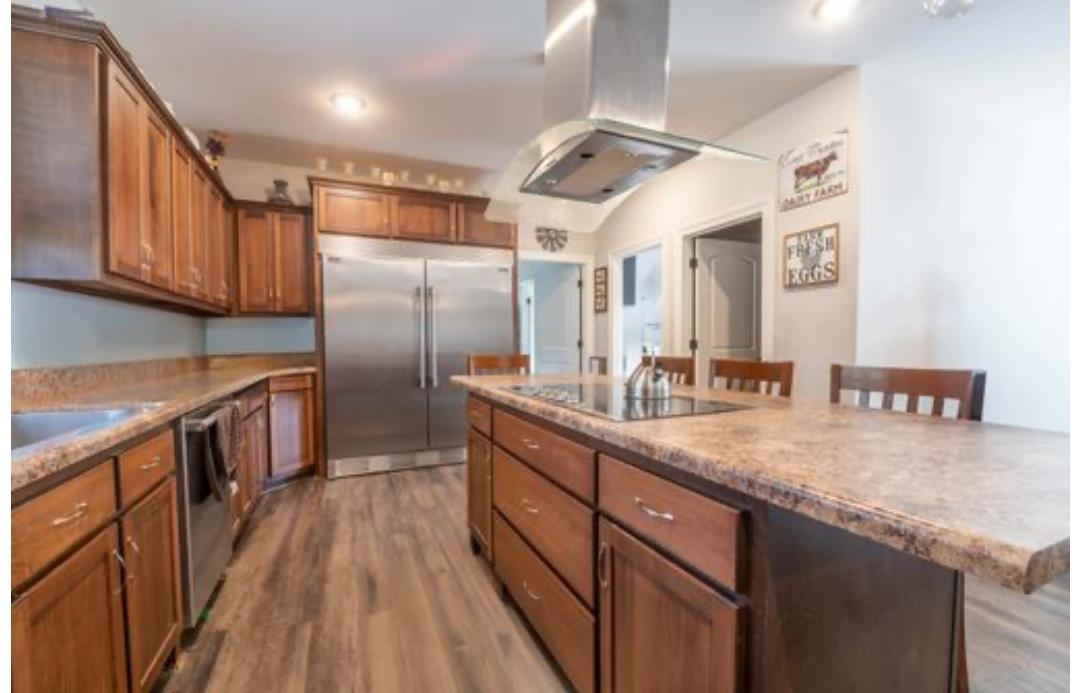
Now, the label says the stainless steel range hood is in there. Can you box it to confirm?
[487,0,763,225]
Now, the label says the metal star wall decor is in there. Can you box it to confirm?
[535,227,568,252]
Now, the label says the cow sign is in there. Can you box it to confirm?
[778,132,848,212]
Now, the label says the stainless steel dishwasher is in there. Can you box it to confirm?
[177,400,238,629]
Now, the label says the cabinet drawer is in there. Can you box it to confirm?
[12,460,117,587]
[494,515,596,693]
[119,430,175,508]
[493,409,595,503]
[599,455,744,592]
[467,396,492,436]
[493,448,595,605]
[268,374,312,393]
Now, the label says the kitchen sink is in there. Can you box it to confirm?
[11,407,151,452]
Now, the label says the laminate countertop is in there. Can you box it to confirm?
[11,357,316,495]
[452,374,1070,593]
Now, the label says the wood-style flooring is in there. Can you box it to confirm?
[161,467,1068,692]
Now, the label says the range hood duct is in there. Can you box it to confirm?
[488,0,763,220]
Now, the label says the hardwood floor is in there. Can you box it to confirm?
[161,467,1068,693]
[162,466,567,692]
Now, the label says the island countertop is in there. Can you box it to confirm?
[452,373,1070,593]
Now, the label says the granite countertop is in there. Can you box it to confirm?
[12,361,317,493]
[452,374,1070,593]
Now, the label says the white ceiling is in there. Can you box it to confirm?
[82,0,938,173]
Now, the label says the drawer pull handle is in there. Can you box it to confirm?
[140,456,162,470]
[521,438,540,450]
[520,499,540,514]
[51,502,89,527]
[598,542,610,591]
[634,496,674,523]
[522,581,542,601]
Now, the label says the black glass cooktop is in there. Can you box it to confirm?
[505,384,747,422]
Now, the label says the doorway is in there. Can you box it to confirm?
[616,243,663,376]
[518,260,583,374]
[688,218,762,381]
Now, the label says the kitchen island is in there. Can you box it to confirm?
[452,373,1069,692]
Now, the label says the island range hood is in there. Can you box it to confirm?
[487,0,763,224]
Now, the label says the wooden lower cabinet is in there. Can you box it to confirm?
[11,526,128,693]
[466,427,492,559]
[240,402,269,515]
[598,518,744,693]
[121,481,182,693]
[268,376,315,480]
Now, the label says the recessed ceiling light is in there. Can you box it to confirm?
[812,0,863,24]
[922,0,974,19]
[330,93,366,119]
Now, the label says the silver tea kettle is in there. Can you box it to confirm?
[625,347,671,401]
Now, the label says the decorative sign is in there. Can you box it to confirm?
[535,227,568,252]
[783,224,839,289]
[778,132,848,211]
[593,266,608,313]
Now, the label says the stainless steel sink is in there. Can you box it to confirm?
[11,408,148,452]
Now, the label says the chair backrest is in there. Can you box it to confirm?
[467,353,531,376]
[709,358,794,398]
[830,364,986,421]
[588,356,608,375]
[641,355,695,386]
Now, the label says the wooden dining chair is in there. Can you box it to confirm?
[830,363,987,693]
[466,353,531,376]
[830,364,986,420]
[641,355,695,386]
[709,358,794,397]
[588,356,608,376]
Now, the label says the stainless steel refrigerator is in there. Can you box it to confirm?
[321,235,514,478]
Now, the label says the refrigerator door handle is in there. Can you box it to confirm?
[428,286,438,388]
[417,286,426,388]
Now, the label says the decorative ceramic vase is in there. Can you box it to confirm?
[268,179,294,206]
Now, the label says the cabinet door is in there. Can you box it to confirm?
[121,481,182,693]
[269,383,314,479]
[106,60,144,282]
[394,193,456,242]
[316,185,390,236]
[238,209,275,312]
[12,526,127,693]
[466,427,492,558]
[599,519,743,693]
[206,189,230,306]
[458,201,516,248]
[143,108,173,289]
[171,143,197,297]
[190,167,210,300]
[273,212,310,313]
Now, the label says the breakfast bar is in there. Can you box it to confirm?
[452,373,1070,692]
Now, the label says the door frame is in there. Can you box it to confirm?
[673,198,776,363]
[607,236,667,378]
[517,250,593,373]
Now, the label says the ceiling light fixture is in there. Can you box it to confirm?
[812,0,863,24]
[330,93,367,119]
[922,0,974,19]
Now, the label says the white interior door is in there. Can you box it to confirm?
[695,239,761,380]
[519,279,536,368]
[533,264,581,373]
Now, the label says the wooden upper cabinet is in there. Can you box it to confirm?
[206,189,231,307]
[599,519,744,693]
[238,210,275,313]
[143,108,173,289]
[190,167,210,301]
[394,193,456,242]
[12,526,128,693]
[106,59,144,283]
[274,211,310,313]
[316,184,390,236]
[171,143,197,298]
[121,481,181,693]
[459,201,516,248]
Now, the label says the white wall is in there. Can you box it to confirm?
[856,0,1069,432]
[592,69,861,398]
[10,283,205,368]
